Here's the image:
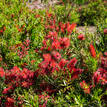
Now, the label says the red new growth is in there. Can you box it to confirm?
[80,80,90,94]
[89,44,96,58]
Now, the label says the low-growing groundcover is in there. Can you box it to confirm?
[0,0,107,107]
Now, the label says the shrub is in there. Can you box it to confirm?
[53,4,80,23]
[78,1,106,25]
[0,0,107,106]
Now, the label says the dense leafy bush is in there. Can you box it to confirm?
[0,0,107,107]
[0,0,45,69]
[78,1,106,25]
[53,4,80,23]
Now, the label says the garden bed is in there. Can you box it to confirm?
[0,0,107,107]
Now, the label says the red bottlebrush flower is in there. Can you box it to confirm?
[42,40,47,47]
[31,60,35,64]
[12,66,20,72]
[104,52,107,56]
[51,51,61,60]
[60,23,66,33]
[71,68,83,80]
[49,31,57,38]
[48,47,51,51]
[101,55,107,69]
[52,40,60,49]
[89,44,96,58]
[93,68,107,85]
[0,67,5,77]
[22,81,29,88]
[22,24,25,28]
[43,54,51,62]
[78,34,85,40]
[104,28,107,35]
[93,71,101,84]
[52,40,61,49]
[7,97,14,103]
[23,39,30,46]
[56,26,59,32]
[18,28,22,32]
[60,37,70,49]
[70,23,76,31]
[61,28,64,33]
[2,86,13,94]
[0,57,2,61]
[50,59,58,68]
[0,29,3,33]
[59,59,68,69]
[80,80,90,94]
[67,58,77,69]
[47,13,52,18]
[5,97,15,107]
[67,23,76,34]
[39,61,49,69]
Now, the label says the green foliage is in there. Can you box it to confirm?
[54,83,107,107]
[0,0,44,68]
[14,88,39,107]
[96,19,107,52]
[79,1,106,25]
[54,4,80,23]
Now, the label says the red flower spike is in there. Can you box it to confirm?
[13,66,20,72]
[0,29,3,33]
[67,23,76,34]
[52,51,61,60]
[50,59,58,68]
[0,67,5,77]
[43,54,51,62]
[67,58,77,69]
[52,40,61,49]
[70,68,83,80]
[5,97,15,107]
[0,57,2,61]
[70,23,76,31]
[4,66,35,93]
[93,68,107,85]
[104,28,107,35]
[89,44,96,58]
[49,31,57,38]
[22,81,29,88]
[78,34,85,40]
[60,37,70,49]
[59,59,68,69]
[6,97,15,103]
[39,61,49,69]
[104,52,107,56]
[2,86,13,94]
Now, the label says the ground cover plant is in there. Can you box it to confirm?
[0,0,107,107]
